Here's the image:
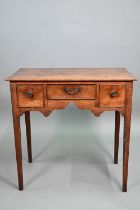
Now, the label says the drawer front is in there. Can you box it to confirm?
[46,85,96,100]
[17,84,44,107]
[99,84,126,107]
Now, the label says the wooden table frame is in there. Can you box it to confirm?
[7,68,136,191]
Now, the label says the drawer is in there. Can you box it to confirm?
[17,84,44,107]
[46,84,96,100]
[99,84,126,107]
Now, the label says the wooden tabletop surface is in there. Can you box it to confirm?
[6,68,137,81]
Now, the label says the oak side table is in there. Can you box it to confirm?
[6,68,136,191]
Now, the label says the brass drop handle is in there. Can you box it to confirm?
[24,90,34,98]
[64,87,80,95]
[110,90,118,97]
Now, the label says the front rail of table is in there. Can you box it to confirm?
[6,68,136,191]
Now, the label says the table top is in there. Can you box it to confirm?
[6,68,136,82]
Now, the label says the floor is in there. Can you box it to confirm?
[0,104,140,210]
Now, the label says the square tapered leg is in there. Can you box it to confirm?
[25,111,32,163]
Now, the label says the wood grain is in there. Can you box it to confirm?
[10,83,23,191]
[6,68,137,82]
[17,84,44,107]
[114,111,120,164]
[47,99,96,109]
[46,84,96,99]
[122,82,133,192]
[99,84,126,107]
[25,112,32,163]
[8,68,136,191]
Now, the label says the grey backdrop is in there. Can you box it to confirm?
[0,1,140,210]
